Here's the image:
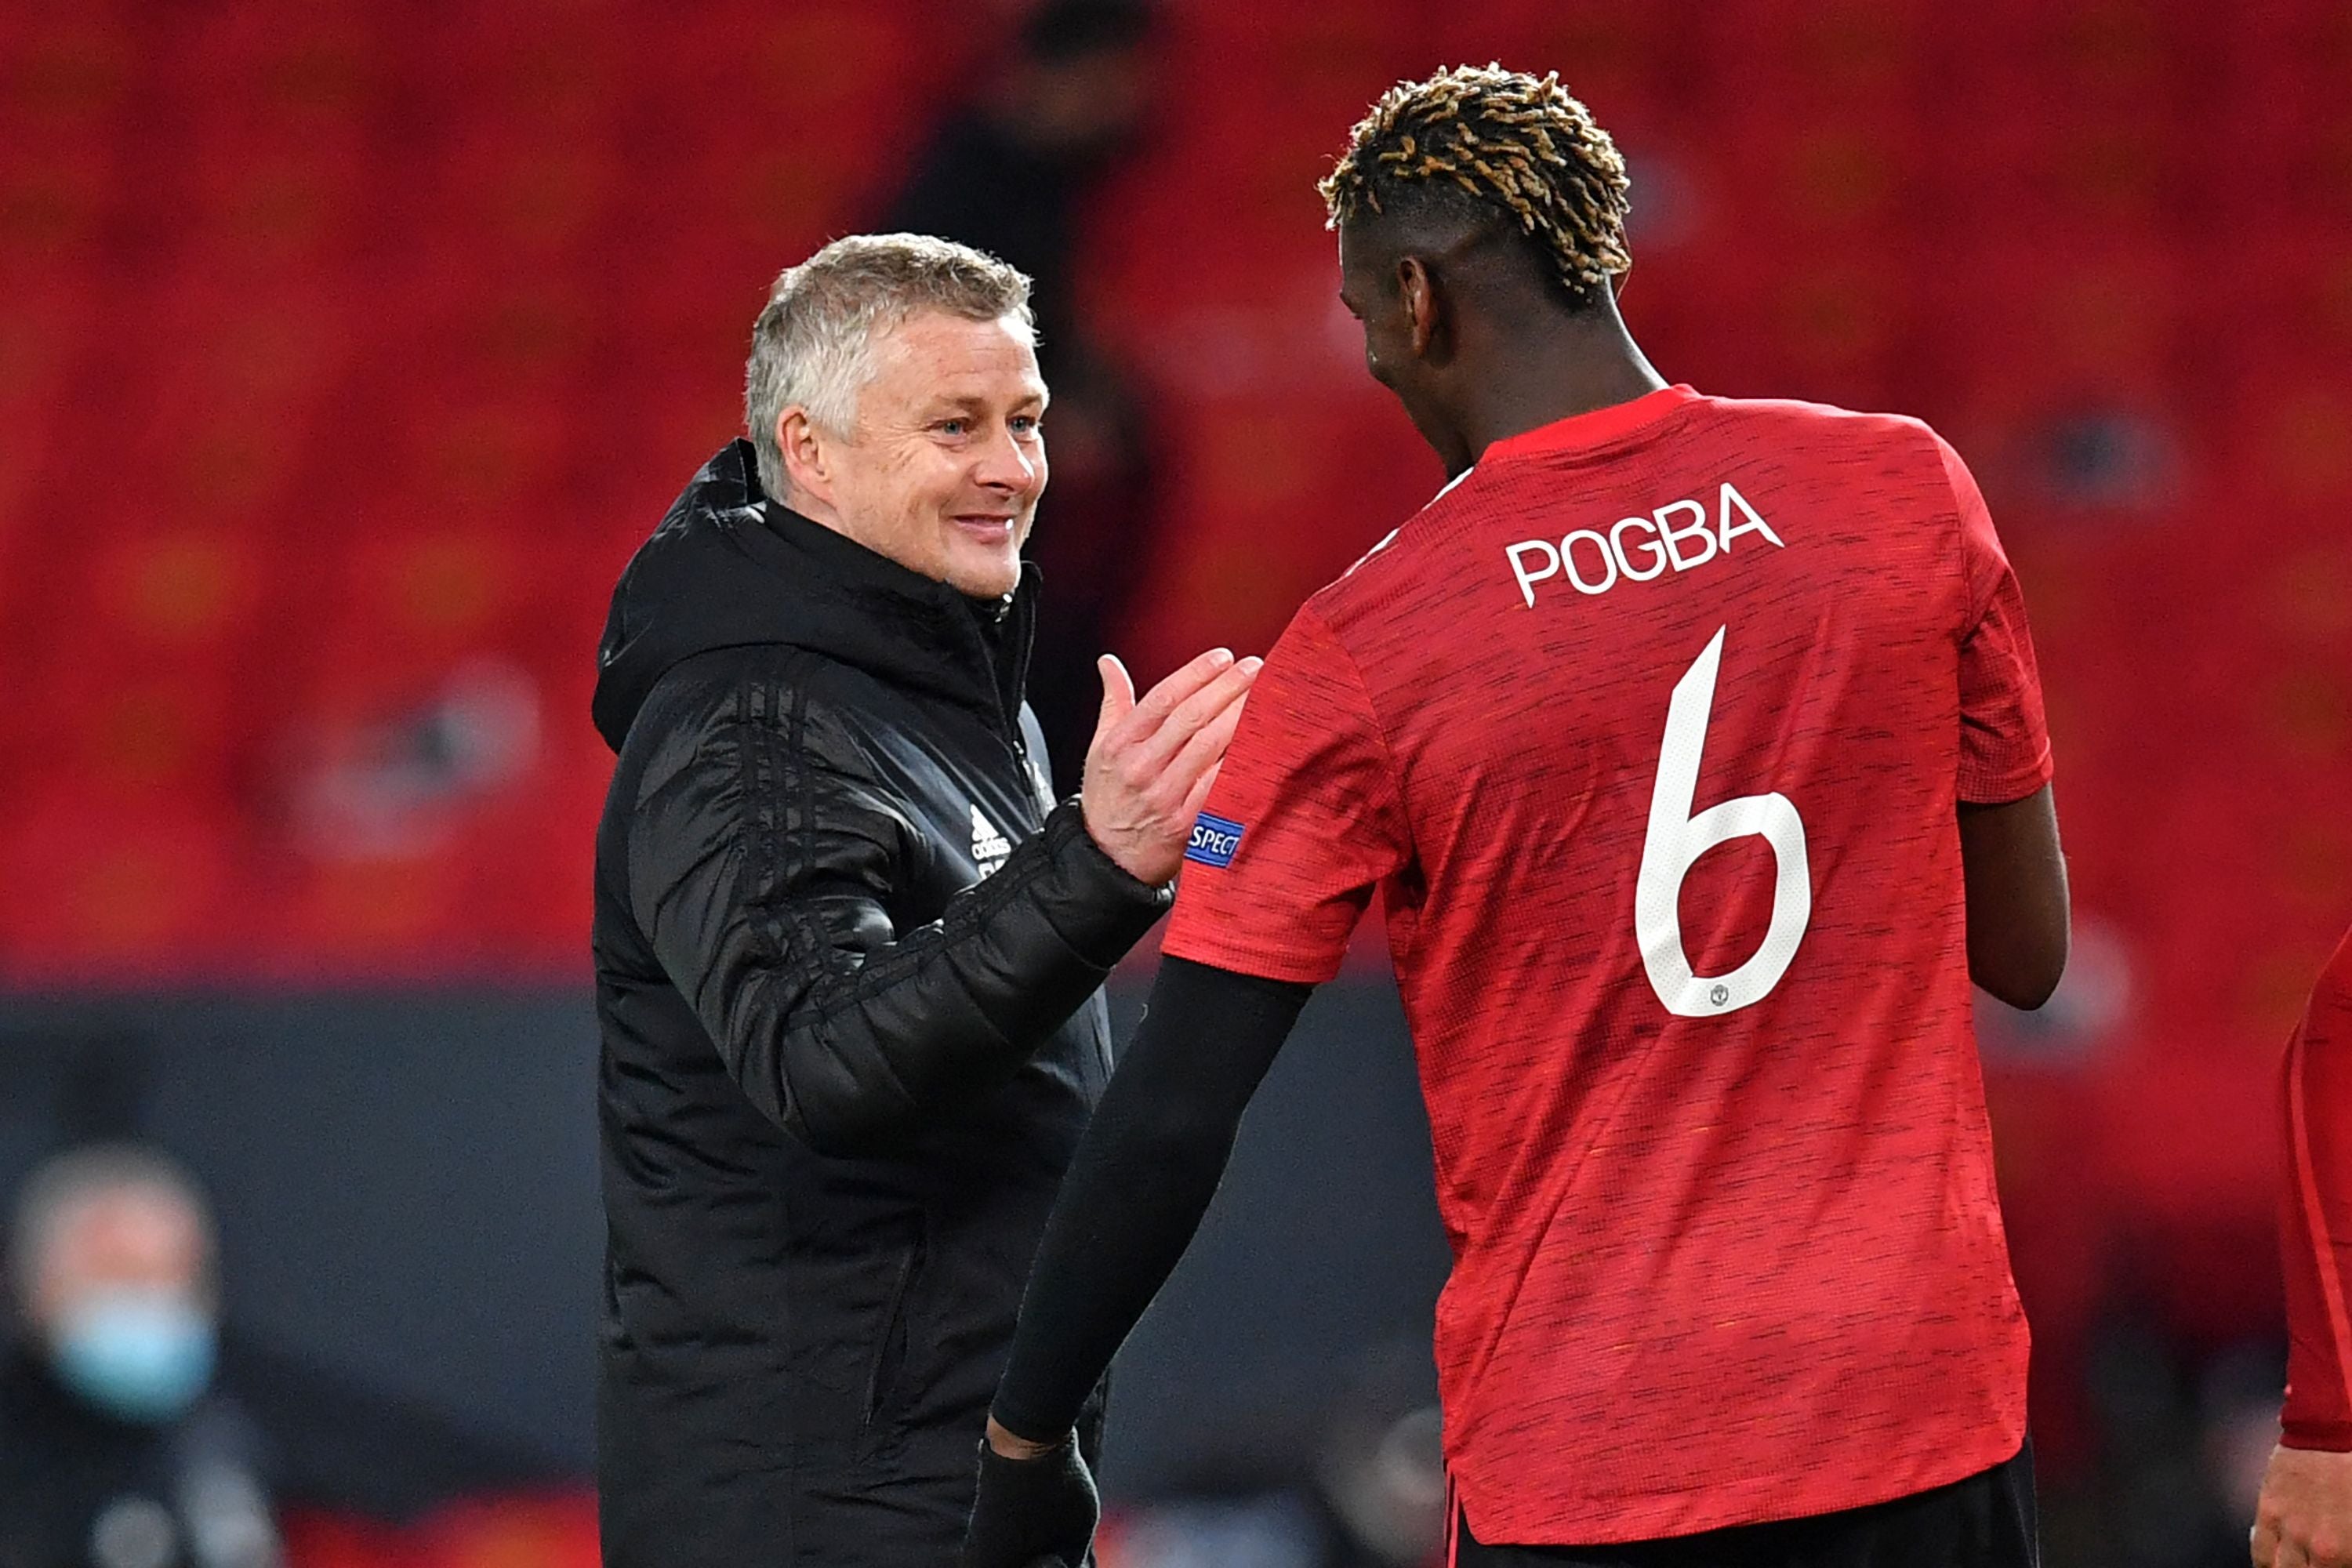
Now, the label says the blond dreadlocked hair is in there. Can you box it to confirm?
[1319,64,1632,300]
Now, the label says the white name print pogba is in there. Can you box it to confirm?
[1505,481,1786,608]
[970,805,1013,877]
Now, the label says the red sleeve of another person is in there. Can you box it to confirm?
[1940,435,2055,804]
[1159,604,1413,985]
[2282,926,2352,1450]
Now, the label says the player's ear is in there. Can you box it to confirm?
[1397,256,1440,358]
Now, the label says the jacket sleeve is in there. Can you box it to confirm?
[626,684,1171,1157]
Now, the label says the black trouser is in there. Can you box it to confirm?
[1454,1444,2037,1568]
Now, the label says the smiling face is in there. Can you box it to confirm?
[780,310,1049,599]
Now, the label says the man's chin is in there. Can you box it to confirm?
[942,550,1024,601]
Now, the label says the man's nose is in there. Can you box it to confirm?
[971,425,1041,494]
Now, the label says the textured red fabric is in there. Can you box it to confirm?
[2281,926,2352,1450]
[1164,386,2051,1544]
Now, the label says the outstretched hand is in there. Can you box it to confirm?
[1081,647,1260,885]
[962,1425,1099,1568]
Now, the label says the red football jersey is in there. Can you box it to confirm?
[1163,385,2053,1544]
[2281,924,2352,1450]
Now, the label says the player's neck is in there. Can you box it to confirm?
[1446,307,1668,476]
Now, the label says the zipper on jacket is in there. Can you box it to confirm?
[861,1228,927,1432]
[981,582,1039,774]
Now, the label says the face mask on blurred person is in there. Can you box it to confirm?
[50,1287,217,1422]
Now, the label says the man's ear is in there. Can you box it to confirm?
[1397,256,1443,360]
[777,407,835,510]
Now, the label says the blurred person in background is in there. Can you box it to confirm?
[883,0,1163,786]
[0,1145,281,1568]
[967,65,2067,1568]
[589,233,1254,1566]
[2255,924,2352,1568]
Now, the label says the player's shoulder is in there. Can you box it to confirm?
[1701,394,1977,515]
[1292,466,1479,636]
[1294,395,1967,641]
[1700,392,1952,461]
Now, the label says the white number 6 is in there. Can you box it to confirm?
[1634,626,1812,1017]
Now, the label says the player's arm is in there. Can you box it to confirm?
[960,959,1317,1568]
[961,956,1312,1568]
[2256,930,2352,1568]
[1939,429,2067,1011]
[1958,784,2068,1010]
[965,604,1404,1568]
[997,956,1312,1437]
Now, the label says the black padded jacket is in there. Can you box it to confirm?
[590,441,1169,1566]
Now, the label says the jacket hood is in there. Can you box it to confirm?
[593,441,1038,752]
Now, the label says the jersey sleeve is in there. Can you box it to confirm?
[1160,604,1412,985]
[2281,927,2352,1449]
[1940,435,2055,804]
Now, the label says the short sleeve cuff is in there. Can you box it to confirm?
[2282,1415,2352,1452]
[1957,746,2054,806]
[1161,925,1349,987]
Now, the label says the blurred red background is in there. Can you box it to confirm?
[1,1,2347,1560]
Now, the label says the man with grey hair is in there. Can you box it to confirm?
[590,233,1256,1564]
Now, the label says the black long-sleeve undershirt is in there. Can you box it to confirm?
[991,956,1316,1439]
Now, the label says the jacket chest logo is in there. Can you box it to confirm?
[970,805,1013,877]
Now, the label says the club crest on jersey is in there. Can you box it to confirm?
[1183,812,1246,869]
[1505,481,1785,607]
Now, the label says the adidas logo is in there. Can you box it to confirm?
[970,805,1012,877]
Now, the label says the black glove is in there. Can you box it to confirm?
[962,1430,1100,1568]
